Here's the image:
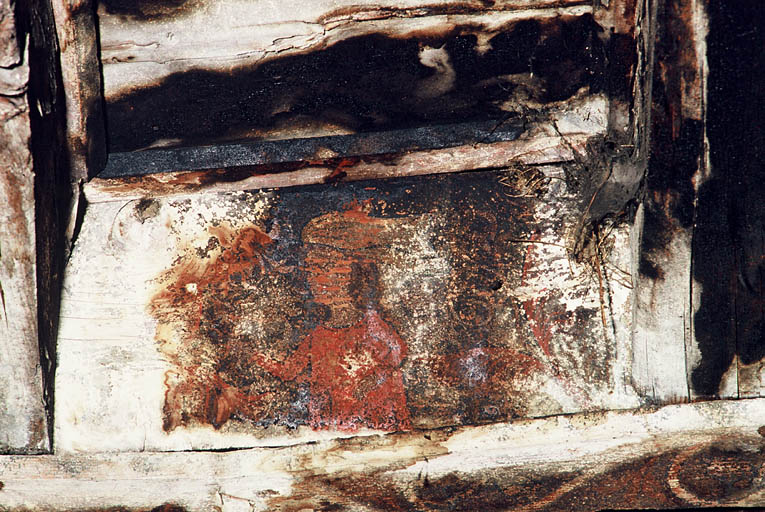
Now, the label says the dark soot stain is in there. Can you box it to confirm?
[692,0,765,395]
[99,0,194,20]
[106,15,606,152]
[639,0,706,284]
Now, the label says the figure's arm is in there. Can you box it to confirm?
[367,311,407,366]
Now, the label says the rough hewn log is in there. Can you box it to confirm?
[97,0,637,153]
[99,0,593,100]
[0,0,48,453]
[3,400,765,510]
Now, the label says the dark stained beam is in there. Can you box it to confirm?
[100,119,524,178]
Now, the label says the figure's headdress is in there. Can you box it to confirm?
[302,202,401,251]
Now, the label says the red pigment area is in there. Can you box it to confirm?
[150,225,275,431]
[150,209,412,433]
[255,309,411,431]
[520,235,556,357]
[148,196,562,432]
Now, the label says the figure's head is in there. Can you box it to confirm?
[302,206,389,324]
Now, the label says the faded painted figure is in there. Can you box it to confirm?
[254,209,411,431]
[149,172,627,436]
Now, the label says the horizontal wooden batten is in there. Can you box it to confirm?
[87,135,584,202]
[87,96,608,202]
[99,119,526,178]
[2,400,765,510]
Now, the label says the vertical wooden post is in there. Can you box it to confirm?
[50,0,106,180]
[632,0,709,402]
[0,0,49,453]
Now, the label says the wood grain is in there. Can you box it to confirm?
[0,0,20,69]
[58,152,639,452]
[632,0,713,403]
[50,0,106,179]
[3,400,765,510]
[0,6,49,453]
[695,0,765,400]
[86,96,607,202]
[95,0,643,153]
[98,0,593,100]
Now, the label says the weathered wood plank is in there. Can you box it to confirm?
[25,0,72,445]
[50,0,106,179]
[632,204,694,402]
[86,135,590,203]
[97,0,632,151]
[0,1,49,453]
[633,0,710,403]
[4,400,765,510]
[58,146,640,451]
[99,119,527,179]
[98,0,593,99]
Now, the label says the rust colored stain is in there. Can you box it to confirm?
[87,153,403,199]
[254,303,411,431]
[151,225,276,430]
[152,205,414,432]
[552,441,765,510]
[520,236,554,357]
[314,1,590,26]
[522,297,553,357]
[150,225,276,430]
[148,171,618,433]
[425,347,544,421]
[667,443,763,504]
[322,158,358,184]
